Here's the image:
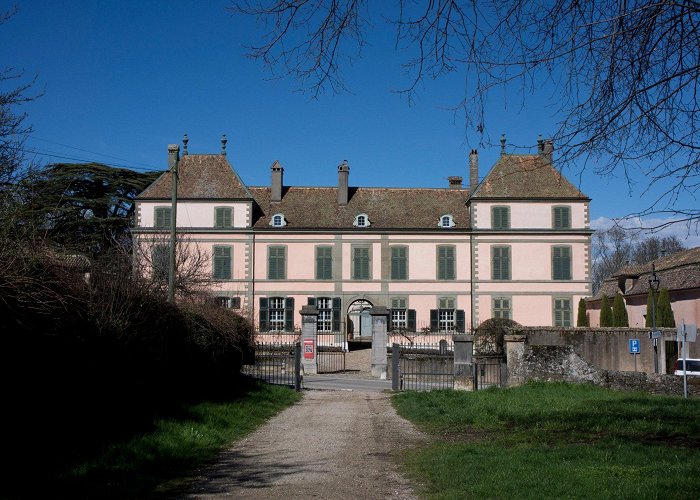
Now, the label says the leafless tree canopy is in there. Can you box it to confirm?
[591,226,685,293]
[235,1,700,224]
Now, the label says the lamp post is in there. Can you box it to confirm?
[648,263,660,373]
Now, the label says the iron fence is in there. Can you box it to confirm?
[473,357,506,390]
[241,342,301,390]
[391,342,454,391]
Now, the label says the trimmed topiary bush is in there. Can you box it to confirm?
[474,317,521,355]
[612,293,629,327]
[656,288,676,328]
[599,294,613,327]
[577,298,589,327]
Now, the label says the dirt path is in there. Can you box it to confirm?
[184,390,426,499]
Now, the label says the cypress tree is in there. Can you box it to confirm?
[577,298,589,327]
[656,288,676,328]
[645,289,656,328]
[612,293,629,327]
[599,294,613,327]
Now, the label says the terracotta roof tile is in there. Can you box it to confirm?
[137,155,252,199]
[473,154,587,199]
[249,186,470,230]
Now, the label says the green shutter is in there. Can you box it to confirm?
[155,207,171,228]
[493,247,510,280]
[493,207,509,229]
[430,309,438,331]
[316,246,332,280]
[213,246,231,280]
[455,310,466,333]
[438,246,455,280]
[407,309,416,332]
[284,297,294,331]
[554,207,570,229]
[553,246,571,280]
[353,247,369,280]
[259,297,269,332]
[332,297,341,331]
[268,246,286,280]
[391,247,407,280]
[215,207,232,228]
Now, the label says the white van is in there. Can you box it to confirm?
[674,359,700,376]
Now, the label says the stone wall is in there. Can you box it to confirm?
[509,340,700,397]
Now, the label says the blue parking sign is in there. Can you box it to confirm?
[629,339,640,354]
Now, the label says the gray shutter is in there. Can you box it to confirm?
[215,208,224,227]
[503,247,510,280]
[430,309,438,331]
[456,310,466,333]
[407,309,416,332]
[284,297,294,332]
[332,297,341,332]
[259,297,268,332]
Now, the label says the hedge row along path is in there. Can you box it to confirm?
[185,390,426,499]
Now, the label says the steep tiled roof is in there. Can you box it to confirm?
[249,187,470,230]
[472,154,587,199]
[592,246,700,300]
[137,155,253,199]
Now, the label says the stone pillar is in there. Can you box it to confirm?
[453,334,474,391]
[505,334,526,387]
[370,306,389,379]
[300,305,319,375]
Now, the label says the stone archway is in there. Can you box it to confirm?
[347,299,373,339]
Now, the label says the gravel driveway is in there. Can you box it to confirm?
[185,389,426,499]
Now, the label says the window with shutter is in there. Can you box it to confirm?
[352,246,370,280]
[390,297,408,330]
[391,246,408,280]
[492,246,511,280]
[553,206,571,229]
[316,246,333,280]
[437,297,456,331]
[492,206,510,229]
[151,244,169,281]
[268,246,286,280]
[154,207,171,228]
[554,297,572,326]
[552,246,572,280]
[213,246,232,280]
[214,207,232,228]
[437,245,455,280]
[317,297,333,332]
[268,297,285,331]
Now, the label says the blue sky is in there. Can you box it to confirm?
[3,1,699,246]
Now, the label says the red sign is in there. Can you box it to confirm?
[303,339,314,359]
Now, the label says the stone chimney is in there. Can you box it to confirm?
[338,160,349,206]
[271,160,283,203]
[542,139,554,164]
[448,176,463,189]
[168,144,180,170]
[469,149,479,192]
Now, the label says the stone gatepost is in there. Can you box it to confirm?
[504,334,526,387]
[453,334,475,391]
[370,306,389,379]
[300,305,319,375]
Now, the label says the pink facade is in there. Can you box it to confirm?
[135,139,592,335]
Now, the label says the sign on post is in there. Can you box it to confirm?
[677,321,697,399]
[303,338,314,359]
[629,339,640,354]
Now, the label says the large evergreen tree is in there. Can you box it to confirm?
[656,288,676,328]
[577,298,589,327]
[612,293,629,327]
[24,163,161,255]
[599,294,613,327]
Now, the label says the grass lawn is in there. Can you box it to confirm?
[35,380,301,498]
[393,382,700,499]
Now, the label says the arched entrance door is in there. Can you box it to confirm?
[347,299,373,339]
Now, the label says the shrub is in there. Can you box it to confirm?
[474,318,521,355]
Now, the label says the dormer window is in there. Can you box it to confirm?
[353,214,370,228]
[439,214,455,228]
[270,213,287,227]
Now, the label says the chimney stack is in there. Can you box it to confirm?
[182,134,189,155]
[271,160,283,202]
[337,160,349,205]
[221,134,227,156]
[448,176,463,189]
[469,149,479,192]
[542,139,554,164]
[168,144,180,170]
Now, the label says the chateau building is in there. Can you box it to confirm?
[134,137,592,336]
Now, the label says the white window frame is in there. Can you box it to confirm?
[269,297,286,331]
[270,213,287,227]
[438,297,456,332]
[353,213,371,228]
[391,297,408,330]
[439,214,455,228]
[317,297,333,332]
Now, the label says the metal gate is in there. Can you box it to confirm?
[242,341,301,390]
[316,331,346,373]
[474,357,506,390]
[391,340,455,391]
